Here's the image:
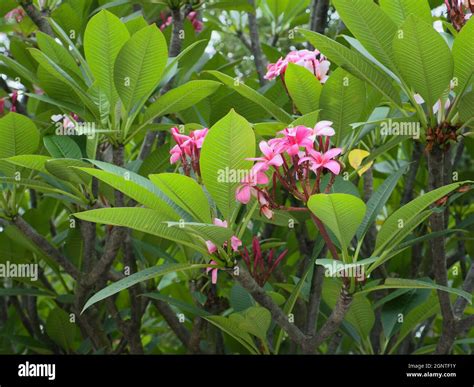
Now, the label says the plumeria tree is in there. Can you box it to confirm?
[0,0,472,357]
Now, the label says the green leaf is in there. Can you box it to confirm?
[82,263,211,312]
[205,71,293,123]
[356,165,407,240]
[84,10,130,106]
[204,314,260,354]
[143,80,221,123]
[308,193,366,254]
[149,173,211,223]
[45,159,91,185]
[332,0,398,71]
[81,160,191,220]
[28,48,98,116]
[114,25,167,112]
[0,288,55,297]
[300,29,402,108]
[73,208,207,254]
[359,278,472,304]
[45,308,76,352]
[2,155,50,174]
[36,31,82,78]
[43,136,82,159]
[374,182,470,254]
[0,177,84,204]
[389,294,439,353]
[200,109,256,220]
[453,18,474,94]
[0,113,39,176]
[165,221,234,247]
[459,91,474,123]
[379,0,432,26]
[392,15,453,109]
[142,292,210,317]
[285,63,322,115]
[230,284,255,312]
[240,306,271,342]
[345,294,375,340]
[320,68,366,147]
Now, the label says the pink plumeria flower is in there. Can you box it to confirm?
[264,58,289,80]
[247,141,284,171]
[235,166,269,204]
[170,144,183,164]
[206,260,219,284]
[273,126,315,156]
[206,218,242,254]
[312,120,335,137]
[315,60,331,83]
[299,148,343,175]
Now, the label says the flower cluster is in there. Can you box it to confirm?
[445,0,473,30]
[0,90,19,115]
[236,121,342,219]
[205,218,242,284]
[169,127,208,177]
[241,237,288,287]
[264,49,330,83]
[159,11,203,33]
[4,7,25,23]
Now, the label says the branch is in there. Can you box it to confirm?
[305,285,352,353]
[233,263,308,347]
[18,0,54,37]
[309,0,330,37]
[247,0,267,86]
[401,142,423,204]
[12,216,80,280]
[453,263,474,318]
[428,146,456,354]
[152,299,194,350]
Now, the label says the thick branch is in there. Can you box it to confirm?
[19,0,54,37]
[247,0,267,86]
[12,216,80,280]
[309,0,330,37]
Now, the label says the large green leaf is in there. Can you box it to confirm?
[36,32,82,78]
[205,71,293,123]
[333,0,398,72]
[82,159,191,220]
[452,17,474,94]
[285,63,322,115]
[149,173,211,223]
[300,29,402,108]
[356,165,407,240]
[374,182,470,254]
[200,110,256,220]
[308,193,366,254]
[114,25,167,112]
[43,136,82,159]
[319,68,366,146]
[359,278,472,304]
[82,263,212,312]
[28,48,98,115]
[45,159,91,185]
[142,80,221,124]
[0,113,39,176]
[84,10,130,105]
[392,15,453,109]
[379,0,432,26]
[73,208,206,254]
[3,155,51,174]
